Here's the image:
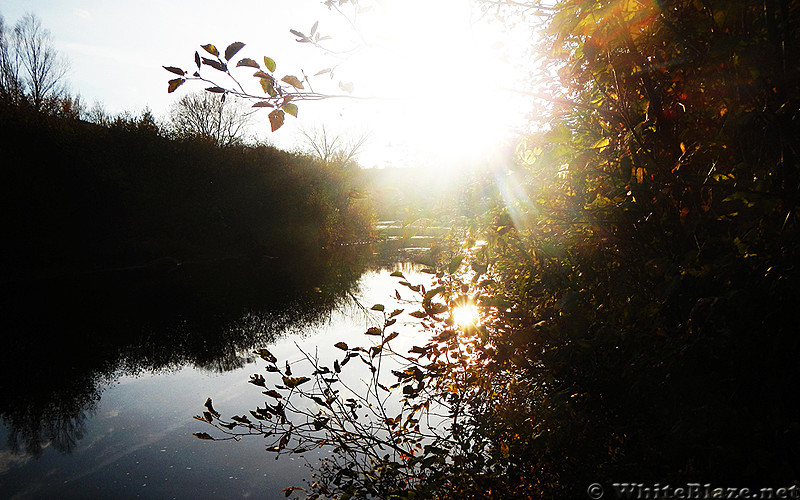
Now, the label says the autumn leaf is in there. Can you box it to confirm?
[167,78,184,93]
[261,78,277,97]
[263,389,283,399]
[282,102,298,118]
[268,109,285,132]
[282,486,305,497]
[264,57,277,73]
[224,41,245,61]
[254,70,273,81]
[236,57,260,69]
[334,342,349,350]
[201,44,218,57]
[204,398,220,417]
[281,75,304,89]
[255,348,277,363]
[201,57,227,72]
[163,66,185,76]
[249,374,266,387]
[282,376,311,388]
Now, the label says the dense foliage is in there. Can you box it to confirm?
[463,0,800,495]
[0,100,373,280]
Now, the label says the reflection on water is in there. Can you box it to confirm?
[0,248,371,460]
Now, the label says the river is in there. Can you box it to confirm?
[0,248,427,499]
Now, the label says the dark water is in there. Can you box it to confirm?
[0,249,418,499]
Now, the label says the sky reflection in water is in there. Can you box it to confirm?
[0,252,426,498]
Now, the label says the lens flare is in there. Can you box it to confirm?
[451,303,479,328]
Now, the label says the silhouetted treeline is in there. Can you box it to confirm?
[0,100,374,280]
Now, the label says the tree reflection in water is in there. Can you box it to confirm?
[0,247,372,458]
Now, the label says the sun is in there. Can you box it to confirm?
[452,302,480,329]
[337,0,531,172]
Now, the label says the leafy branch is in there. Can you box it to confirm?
[164,41,358,132]
[191,250,512,498]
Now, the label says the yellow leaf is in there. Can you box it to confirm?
[282,102,298,118]
[261,78,277,97]
[201,44,218,57]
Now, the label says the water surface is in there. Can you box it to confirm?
[0,251,423,498]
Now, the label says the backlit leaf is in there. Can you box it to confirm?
[254,70,273,81]
[224,41,245,61]
[264,57,277,73]
[390,271,404,278]
[289,29,306,39]
[163,66,185,76]
[282,376,311,388]
[281,75,304,89]
[204,398,220,417]
[205,86,225,93]
[339,81,354,93]
[263,389,283,399]
[255,348,277,363]
[231,415,252,424]
[194,51,201,69]
[201,44,219,57]
[365,327,382,335]
[310,21,319,36]
[424,286,445,304]
[252,101,274,108]
[236,57,260,69]
[314,68,332,76]
[282,487,305,497]
[371,304,385,312]
[167,78,185,93]
[201,57,227,72]
[261,78,277,97]
[193,432,215,440]
[334,342,349,350]
[268,109,285,131]
[409,310,428,318]
[282,102,298,118]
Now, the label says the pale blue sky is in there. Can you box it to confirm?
[1,0,533,169]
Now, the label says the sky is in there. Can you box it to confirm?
[0,0,538,170]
